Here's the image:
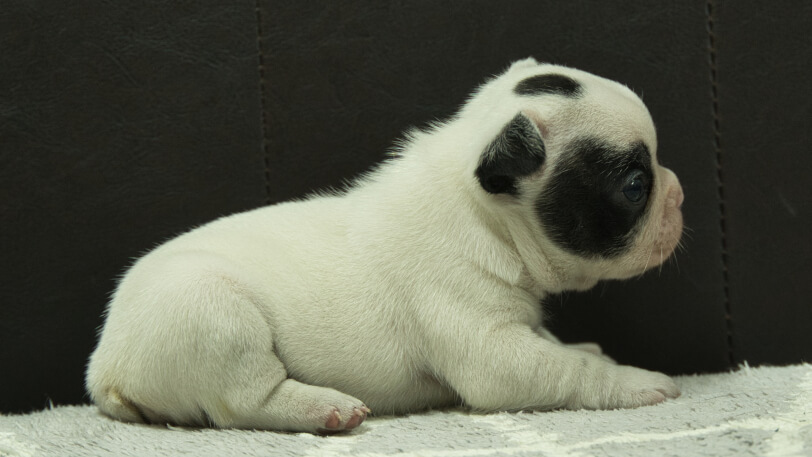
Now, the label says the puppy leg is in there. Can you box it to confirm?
[433,322,678,411]
[226,379,371,434]
[87,252,368,433]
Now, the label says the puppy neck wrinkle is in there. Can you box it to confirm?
[501,214,587,297]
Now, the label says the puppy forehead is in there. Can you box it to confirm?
[510,64,658,156]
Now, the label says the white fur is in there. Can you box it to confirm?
[86,58,684,433]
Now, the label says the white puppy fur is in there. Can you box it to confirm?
[87,58,684,434]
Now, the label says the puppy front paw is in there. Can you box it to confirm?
[606,365,680,409]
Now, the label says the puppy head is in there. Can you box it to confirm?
[471,58,683,289]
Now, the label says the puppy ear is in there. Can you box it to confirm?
[476,113,545,195]
[509,57,539,71]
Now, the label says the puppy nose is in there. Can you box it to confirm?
[661,167,684,209]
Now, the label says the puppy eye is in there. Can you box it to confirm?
[621,170,648,203]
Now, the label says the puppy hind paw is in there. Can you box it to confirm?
[316,406,371,435]
[244,379,371,434]
[343,406,371,429]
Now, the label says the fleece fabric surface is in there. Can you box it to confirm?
[1,364,810,457]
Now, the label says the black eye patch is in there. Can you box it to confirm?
[514,74,583,98]
[535,138,653,258]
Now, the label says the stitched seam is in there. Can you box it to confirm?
[706,0,734,368]
[255,0,272,205]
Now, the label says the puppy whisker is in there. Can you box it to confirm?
[657,247,664,276]
[671,251,681,274]
[641,248,653,276]
[676,238,688,255]
[680,225,695,242]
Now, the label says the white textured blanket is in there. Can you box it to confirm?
[2,364,810,457]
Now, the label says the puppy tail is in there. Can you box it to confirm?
[90,386,147,424]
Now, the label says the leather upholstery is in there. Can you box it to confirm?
[1,0,808,413]
[0,1,266,413]
[713,0,812,366]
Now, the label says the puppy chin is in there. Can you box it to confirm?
[568,276,601,291]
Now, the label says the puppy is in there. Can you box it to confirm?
[86,58,684,434]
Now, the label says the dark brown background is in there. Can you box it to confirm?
[1,0,809,413]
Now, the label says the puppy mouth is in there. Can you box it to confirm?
[650,234,681,269]
[642,207,684,273]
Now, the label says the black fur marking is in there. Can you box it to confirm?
[514,74,582,97]
[476,114,546,195]
[535,138,653,258]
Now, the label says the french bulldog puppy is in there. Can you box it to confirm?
[86,58,684,434]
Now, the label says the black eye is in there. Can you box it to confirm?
[621,170,648,203]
